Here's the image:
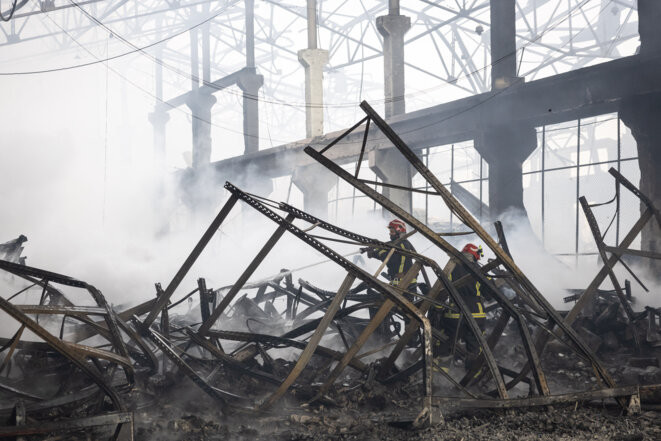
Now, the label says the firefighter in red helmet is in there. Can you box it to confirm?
[431,243,488,372]
[361,219,419,338]
[362,219,418,292]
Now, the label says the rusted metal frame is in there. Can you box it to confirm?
[261,274,357,410]
[143,326,250,409]
[0,259,87,289]
[142,195,239,328]
[166,286,201,310]
[0,379,43,401]
[266,282,317,307]
[314,262,422,399]
[60,341,133,371]
[113,316,158,373]
[490,211,651,395]
[0,325,24,373]
[6,282,37,302]
[208,329,369,372]
[604,246,661,260]
[356,101,609,395]
[579,196,642,352]
[0,296,124,411]
[319,115,369,154]
[198,214,297,336]
[224,183,435,424]
[359,179,442,196]
[381,279,443,375]
[13,305,107,315]
[567,208,652,325]
[304,148,539,399]
[85,285,135,387]
[184,328,283,385]
[0,411,133,438]
[198,278,211,322]
[433,385,640,410]
[355,117,371,177]
[609,167,661,229]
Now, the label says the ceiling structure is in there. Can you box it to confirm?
[0,1,639,158]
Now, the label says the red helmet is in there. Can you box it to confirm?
[462,243,483,261]
[387,219,406,234]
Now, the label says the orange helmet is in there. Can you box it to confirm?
[462,243,483,261]
[387,219,406,234]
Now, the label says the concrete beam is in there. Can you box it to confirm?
[210,54,661,181]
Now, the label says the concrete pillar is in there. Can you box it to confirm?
[292,164,337,218]
[298,51,328,138]
[148,110,170,172]
[370,2,414,215]
[298,0,328,138]
[186,92,217,169]
[475,125,537,218]
[376,7,410,118]
[490,0,522,89]
[617,0,661,276]
[368,149,413,214]
[620,94,661,275]
[638,0,661,55]
[238,0,263,154]
[237,69,264,155]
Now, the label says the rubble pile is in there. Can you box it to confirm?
[0,102,659,440]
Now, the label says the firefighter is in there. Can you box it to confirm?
[362,219,418,294]
[431,243,488,372]
[361,219,418,338]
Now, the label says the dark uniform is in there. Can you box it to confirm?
[370,238,418,292]
[366,238,418,337]
[431,260,488,366]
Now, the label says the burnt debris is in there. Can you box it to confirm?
[0,103,659,440]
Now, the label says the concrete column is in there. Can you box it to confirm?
[368,149,413,214]
[298,0,328,138]
[376,7,410,118]
[148,110,170,172]
[237,69,264,155]
[475,125,537,218]
[490,0,522,89]
[371,2,413,214]
[238,0,263,154]
[620,95,661,275]
[186,92,217,169]
[298,50,328,138]
[292,164,337,218]
[638,0,661,55]
[618,0,661,275]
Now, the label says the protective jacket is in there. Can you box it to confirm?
[443,263,487,319]
[371,239,417,286]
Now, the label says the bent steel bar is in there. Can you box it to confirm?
[313,263,423,400]
[0,411,133,438]
[0,296,124,411]
[143,195,238,328]
[579,196,641,351]
[144,326,251,409]
[260,274,356,410]
[0,259,87,288]
[223,182,434,424]
[305,146,542,398]
[197,214,296,336]
[356,100,614,394]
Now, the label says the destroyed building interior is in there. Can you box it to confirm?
[2,1,661,440]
